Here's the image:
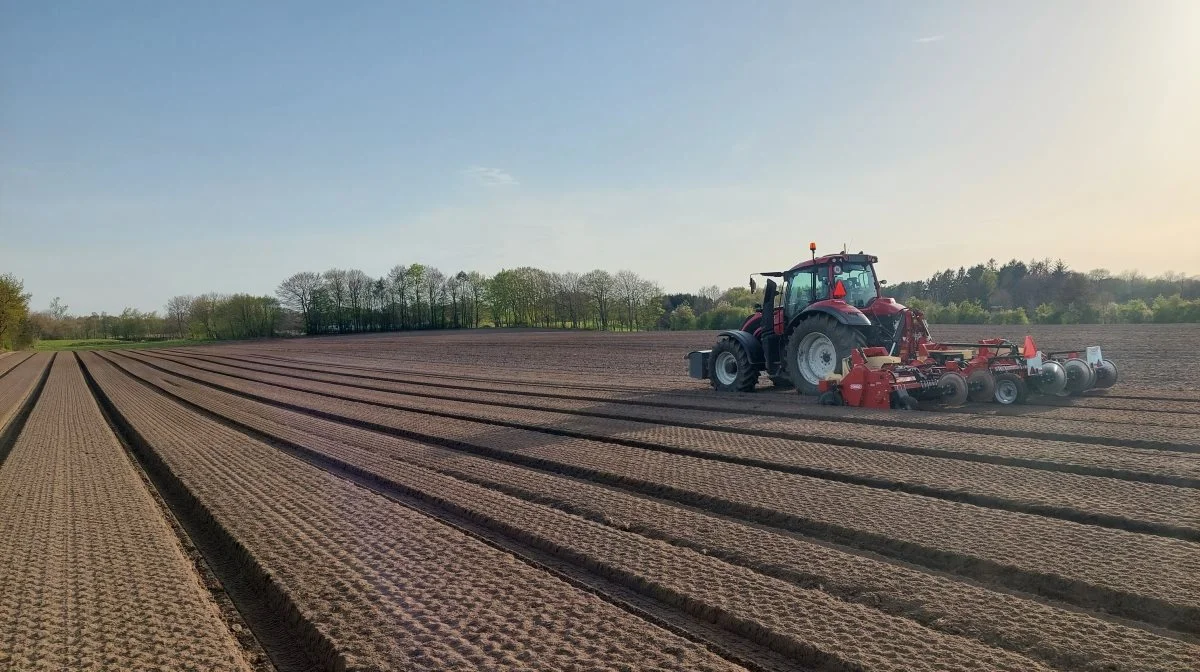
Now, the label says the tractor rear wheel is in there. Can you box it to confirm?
[710,338,759,392]
[786,315,867,395]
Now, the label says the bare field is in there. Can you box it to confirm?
[1,325,1198,671]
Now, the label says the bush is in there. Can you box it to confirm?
[1114,299,1153,323]
[903,297,936,313]
[989,307,1029,325]
[887,294,1200,325]
[668,304,697,330]
[956,300,989,324]
[699,303,751,330]
[1034,303,1059,324]
[1151,294,1200,323]
[930,303,959,324]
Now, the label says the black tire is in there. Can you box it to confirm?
[769,375,794,390]
[993,372,1028,405]
[893,393,920,410]
[709,338,759,392]
[817,390,843,406]
[786,315,868,395]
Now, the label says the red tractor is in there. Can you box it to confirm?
[685,244,1118,407]
[687,244,924,395]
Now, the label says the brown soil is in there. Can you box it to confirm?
[106,350,1200,672]
[5,326,1197,672]
[0,355,249,670]
[115,349,1200,630]
[79,351,748,672]
[132,350,1200,536]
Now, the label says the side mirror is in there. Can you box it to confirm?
[879,279,888,286]
[749,277,757,293]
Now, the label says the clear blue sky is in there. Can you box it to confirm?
[2,1,1196,314]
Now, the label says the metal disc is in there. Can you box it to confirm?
[967,370,996,403]
[1094,359,1119,389]
[1033,360,1067,396]
[1063,358,1095,395]
[939,372,969,407]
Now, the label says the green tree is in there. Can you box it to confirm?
[956,300,989,324]
[698,303,748,330]
[0,274,33,349]
[668,303,697,330]
[1034,303,1059,324]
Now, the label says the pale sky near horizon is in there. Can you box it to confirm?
[2,1,1197,315]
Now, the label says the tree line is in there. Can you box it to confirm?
[8,257,1200,350]
[274,265,663,334]
[18,264,667,345]
[28,294,285,343]
[886,259,1200,324]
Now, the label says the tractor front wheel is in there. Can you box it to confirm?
[710,338,759,392]
[786,315,867,395]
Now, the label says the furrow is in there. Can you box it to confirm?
[193,349,1200,449]
[78,351,749,672]
[129,351,1200,537]
[199,350,1200,417]
[154,350,1200,487]
[117,351,1200,633]
[0,351,31,380]
[0,353,54,469]
[93,356,1047,672]
[948,405,1200,429]
[0,354,250,670]
[108,351,1200,672]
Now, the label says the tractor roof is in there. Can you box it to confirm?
[788,253,878,273]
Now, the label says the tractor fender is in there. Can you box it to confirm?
[795,304,873,328]
[716,330,765,365]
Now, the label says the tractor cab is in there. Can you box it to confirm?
[782,253,882,320]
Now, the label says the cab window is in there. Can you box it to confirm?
[785,266,830,313]
[831,262,877,307]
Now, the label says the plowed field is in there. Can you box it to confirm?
[1,324,1197,671]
